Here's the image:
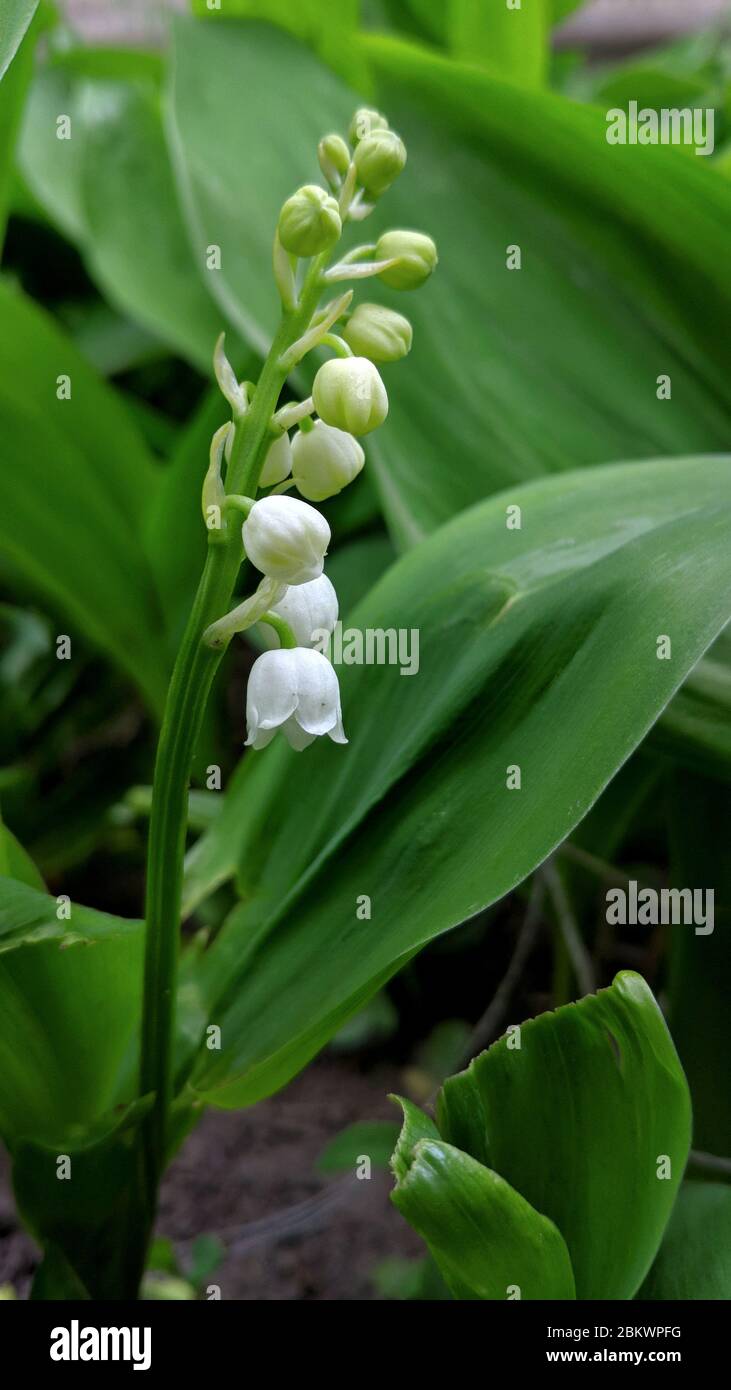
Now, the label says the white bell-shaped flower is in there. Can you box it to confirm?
[260,431,293,487]
[242,495,330,585]
[292,421,364,501]
[246,648,347,751]
[270,574,338,648]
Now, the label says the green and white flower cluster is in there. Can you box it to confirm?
[201,108,437,752]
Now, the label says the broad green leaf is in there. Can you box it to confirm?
[0,880,143,1143]
[189,0,365,84]
[448,0,549,87]
[0,0,37,81]
[0,1,36,251]
[19,61,227,368]
[181,455,731,1107]
[0,816,44,891]
[0,283,169,711]
[360,33,731,545]
[637,1183,731,1301]
[167,18,355,356]
[391,1136,575,1299]
[437,972,691,1299]
[76,79,226,369]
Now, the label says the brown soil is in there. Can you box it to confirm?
[0,1056,420,1301]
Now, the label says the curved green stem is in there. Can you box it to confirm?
[135,254,329,1281]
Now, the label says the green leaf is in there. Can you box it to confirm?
[637,1183,731,1301]
[0,880,143,1144]
[19,62,227,368]
[0,1,36,251]
[447,0,549,87]
[0,0,38,81]
[189,0,365,84]
[437,973,691,1299]
[0,817,44,891]
[391,1137,575,1299]
[360,33,731,545]
[14,1096,152,1300]
[316,1120,400,1174]
[0,283,169,712]
[183,455,731,1108]
[167,18,356,356]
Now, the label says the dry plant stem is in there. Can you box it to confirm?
[136,254,330,1278]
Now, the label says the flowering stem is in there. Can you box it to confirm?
[135,254,329,1284]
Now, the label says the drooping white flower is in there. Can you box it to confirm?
[245,648,347,751]
[242,495,330,585]
[269,574,338,648]
[292,421,364,501]
[260,431,293,487]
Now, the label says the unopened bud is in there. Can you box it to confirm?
[348,107,389,146]
[375,230,438,290]
[353,129,406,198]
[313,357,388,437]
[278,184,342,258]
[343,303,412,362]
[318,133,351,187]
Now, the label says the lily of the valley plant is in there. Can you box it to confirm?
[138,108,436,1286]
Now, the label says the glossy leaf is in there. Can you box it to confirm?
[0,880,143,1144]
[391,1135,576,1299]
[0,284,169,711]
[438,972,691,1299]
[167,18,355,356]
[0,0,37,81]
[19,61,228,368]
[447,0,548,87]
[637,1183,731,1301]
[180,456,731,1108]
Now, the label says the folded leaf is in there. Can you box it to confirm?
[437,972,692,1299]
[391,1137,575,1300]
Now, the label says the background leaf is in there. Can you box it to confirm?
[0,283,169,711]
[637,1182,731,1300]
[447,0,549,87]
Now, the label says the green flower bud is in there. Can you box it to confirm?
[318,133,351,187]
[343,303,413,363]
[353,129,406,198]
[278,184,342,258]
[348,107,389,146]
[375,230,438,290]
[292,421,365,501]
[313,357,388,437]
